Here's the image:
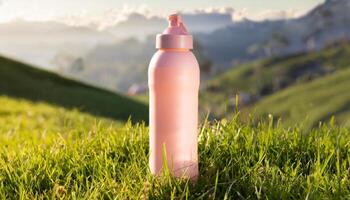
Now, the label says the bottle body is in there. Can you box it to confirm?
[148,49,200,178]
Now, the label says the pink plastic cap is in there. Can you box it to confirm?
[156,14,193,49]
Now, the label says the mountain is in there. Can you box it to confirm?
[201,42,350,128]
[0,55,148,122]
[65,37,153,91]
[197,0,350,69]
[0,11,232,92]
[0,11,233,71]
[64,36,212,92]
[64,0,350,93]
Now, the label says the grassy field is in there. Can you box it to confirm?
[0,56,148,122]
[1,95,350,199]
[201,43,350,127]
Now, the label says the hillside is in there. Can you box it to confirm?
[201,43,350,127]
[1,95,350,199]
[254,67,350,129]
[0,56,148,122]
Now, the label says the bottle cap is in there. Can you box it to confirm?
[156,14,193,49]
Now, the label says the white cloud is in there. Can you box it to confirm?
[55,4,154,30]
[180,6,250,22]
[190,7,234,15]
[187,6,308,22]
[171,6,305,22]
[231,8,249,21]
[253,9,306,21]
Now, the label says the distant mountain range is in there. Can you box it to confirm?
[65,0,350,92]
[0,11,233,70]
[198,0,350,68]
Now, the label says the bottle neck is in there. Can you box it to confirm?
[159,48,190,52]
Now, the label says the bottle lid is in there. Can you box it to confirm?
[156,14,193,49]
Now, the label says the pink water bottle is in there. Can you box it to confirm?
[148,14,200,179]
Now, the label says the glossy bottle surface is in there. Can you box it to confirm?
[148,48,200,178]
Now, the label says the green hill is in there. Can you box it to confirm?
[0,55,148,122]
[201,43,350,127]
[205,43,350,98]
[254,68,350,129]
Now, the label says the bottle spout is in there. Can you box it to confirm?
[167,14,188,34]
[168,14,180,27]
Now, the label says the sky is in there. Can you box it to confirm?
[0,0,325,25]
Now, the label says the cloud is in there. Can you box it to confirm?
[253,9,305,21]
[54,4,154,30]
[189,7,307,22]
[183,7,235,21]
[190,7,234,15]
[231,8,249,21]
[55,6,237,31]
[174,7,304,22]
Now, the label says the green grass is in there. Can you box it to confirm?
[0,56,148,122]
[1,95,350,199]
[201,43,350,127]
[0,96,120,148]
[254,68,350,130]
